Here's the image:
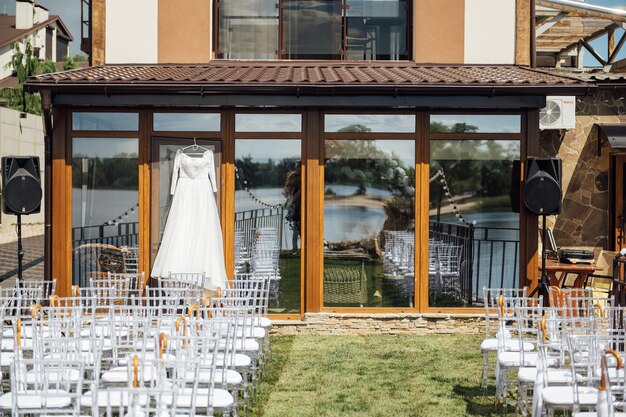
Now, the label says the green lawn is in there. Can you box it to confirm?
[249,334,512,417]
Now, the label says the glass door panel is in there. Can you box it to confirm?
[428,139,520,307]
[150,138,221,266]
[323,139,415,308]
[71,137,139,286]
[235,139,302,314]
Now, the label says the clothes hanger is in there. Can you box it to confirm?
[181,137,209,156]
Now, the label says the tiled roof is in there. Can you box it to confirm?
[26,62,591,96]
[28,62,585,85]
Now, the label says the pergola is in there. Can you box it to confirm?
[536,0,626,72]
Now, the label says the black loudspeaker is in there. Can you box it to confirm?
[2,156,42,215]
[523,157,562,215]
[510,160,521,213]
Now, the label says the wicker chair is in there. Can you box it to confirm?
[323,263,368,306]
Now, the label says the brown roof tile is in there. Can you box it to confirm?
[25,62,590,94]
[0,14,73,48]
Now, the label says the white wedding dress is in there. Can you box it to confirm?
[151,149,227,290]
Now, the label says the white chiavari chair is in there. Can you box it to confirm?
[0,357,84,416]
[495,295,543,407]
[481,287,528,388]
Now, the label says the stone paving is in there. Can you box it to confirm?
[0,235,44,288]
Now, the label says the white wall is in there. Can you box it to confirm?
[0,107,45,243]
[0,44,15,80]
[105,0,158,64]
[464,0,516,64]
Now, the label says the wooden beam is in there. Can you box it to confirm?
[609,30,626,64]
[536,12,568,36]
[556,23,618,56]
[581,38,607,66]
[609,27,616,60]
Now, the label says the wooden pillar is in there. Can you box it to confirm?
[91,0,106,66]
[222,111,236,280]
[522,110,540,292]
[305,109,322,312]
[51,107,71,296]
[416,112,429,311]
[515,0,531,66]
[138,111,151,287]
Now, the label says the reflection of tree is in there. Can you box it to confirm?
[430,122,479,134]
[72,153,139,190]
[325,138,416,235]
[430,140,518,215]
[235,156,297,190]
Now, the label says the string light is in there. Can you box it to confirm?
[103,203,139,226]
[235,166,283,209]
[435,169,476,226]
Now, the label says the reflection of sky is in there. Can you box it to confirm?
[73,138,138,159]
[430,140,520,161]
[72,113,139,131]
[235,139,301,162]
[430,115,521,133]
[235,114,302,132]
[153,113,220,132]
[324,114,415,133]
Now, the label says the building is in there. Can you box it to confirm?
[0,0,73,86]
[26,0,598,317]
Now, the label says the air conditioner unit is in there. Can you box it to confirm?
[539,96,576,130]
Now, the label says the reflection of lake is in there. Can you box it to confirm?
[325,205,387,243]
[72,188,139,238]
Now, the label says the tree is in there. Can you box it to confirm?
[2,41,41,114]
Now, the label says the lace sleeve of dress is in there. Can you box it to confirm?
[207,150,217,193]
[170,149,182,195]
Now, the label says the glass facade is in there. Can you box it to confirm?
[324,139,415,307]
[153,113,221,132]
[430,115,522,134]
[218,0,279,59]
[60,109,527,314]
[428,139,520,307]
[235,139,302,313]
[72,113,139,131]
[71,138,139,286]
[217,0,409,60]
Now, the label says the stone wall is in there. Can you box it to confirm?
[540,90,626,249]
[270,313,485,336]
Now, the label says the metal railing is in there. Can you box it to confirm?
[72,222,139,286]
[429,220,520,304]
[472,226,520,302]
[429,221,475,303]
[234,207,284,253]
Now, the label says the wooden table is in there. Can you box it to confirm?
[539,260,603,288]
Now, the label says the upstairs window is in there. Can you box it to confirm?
[216,0,410,60]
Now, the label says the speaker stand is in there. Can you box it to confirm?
[530,214,550,305]
[16,214,23,289]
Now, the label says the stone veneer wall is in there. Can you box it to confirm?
[540,90,626,249]
[270,313,485,336]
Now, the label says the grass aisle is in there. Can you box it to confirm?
[249,334,512,417]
